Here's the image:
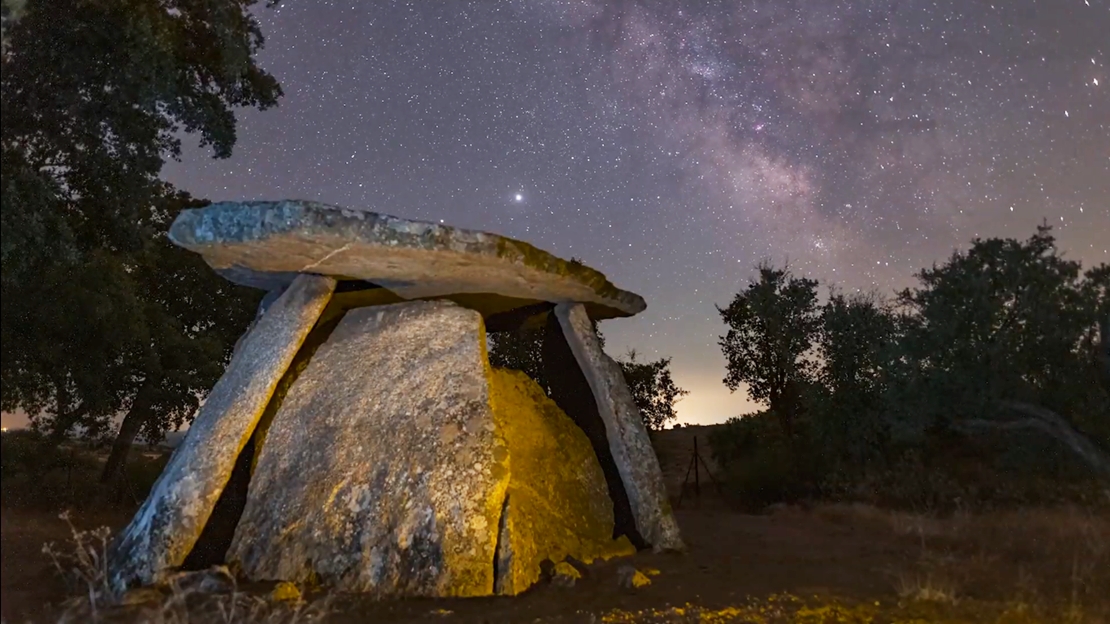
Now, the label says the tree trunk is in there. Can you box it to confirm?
[100,383,156,498]
[768,388,790,438]
[1099,314,1110,391]
[772,379,802,440]
[48,376,73,442]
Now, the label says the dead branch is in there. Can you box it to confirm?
[953,401,1110,478]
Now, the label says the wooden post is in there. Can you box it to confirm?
[693,436,701,500]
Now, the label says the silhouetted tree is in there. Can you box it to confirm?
[94,191,260,492]
[718,262,821,438]
[813,290,899,465]
[711,225,1110,505]
[894,225,1109,472]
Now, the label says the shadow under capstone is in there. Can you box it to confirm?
[540,313,647,550]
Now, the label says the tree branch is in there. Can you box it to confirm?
[952,401,1110,478]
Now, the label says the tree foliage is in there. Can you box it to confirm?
[1,0,280,485]
[618,350,688,431]
[487,320,686,432]
[813,290,899,465]
[712,225,1110,508]
[717,262,821,437]
[895,225,1108,439]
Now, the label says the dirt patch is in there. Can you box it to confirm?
[5,503,1107,623]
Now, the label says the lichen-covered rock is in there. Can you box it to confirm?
[228,301,507,597]
[167,199,645,319]
[551,561,582,588]
[270,582,302,603]
[489,369,636,596]
[553,303,685,553]
[106,274,336,592]
[228,300,633,598]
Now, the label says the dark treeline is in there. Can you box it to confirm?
[710,225,1109,511]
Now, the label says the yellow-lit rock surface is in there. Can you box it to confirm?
[489,368,636,596]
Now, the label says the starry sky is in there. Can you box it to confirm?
[157,0,1109,426]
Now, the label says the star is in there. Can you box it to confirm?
[158,1,1108,425]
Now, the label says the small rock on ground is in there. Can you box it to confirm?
[616,564,652,589]
[552,561,582,588]
[270,581,302,602]
[163,565,235,594]
[119,587,165,606]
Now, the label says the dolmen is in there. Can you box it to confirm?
[106,199,683,598]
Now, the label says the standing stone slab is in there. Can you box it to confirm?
[553,303,685,552]
[228,301,509,597]
[228,287,285,359]
[107,274,336,592]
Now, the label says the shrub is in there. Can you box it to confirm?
[708,410,1110,513]
[708,412,827,511]
[1,430,168,510]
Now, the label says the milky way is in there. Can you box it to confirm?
[160,0,1109,424]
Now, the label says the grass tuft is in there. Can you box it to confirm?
[895,572,960,605]
[36,510,334,624]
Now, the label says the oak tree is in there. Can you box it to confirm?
[1,0,280,491]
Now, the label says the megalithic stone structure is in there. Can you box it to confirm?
[227,301,634,596]
[107,199,681,598]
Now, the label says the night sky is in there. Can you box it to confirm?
[158,0,1109,426]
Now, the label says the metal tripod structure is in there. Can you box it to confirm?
[675,435,724,508]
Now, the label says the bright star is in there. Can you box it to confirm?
[514,193,523,202]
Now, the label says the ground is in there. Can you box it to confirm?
[2,429,1108,623]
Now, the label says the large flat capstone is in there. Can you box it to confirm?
[227,300,631,597]
[107,274,337,592]
[553,303,685,552]
[168,200,646,320]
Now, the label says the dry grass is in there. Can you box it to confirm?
[32,512,334,624]
[895,572,960,605]
[806,502,1110,621]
